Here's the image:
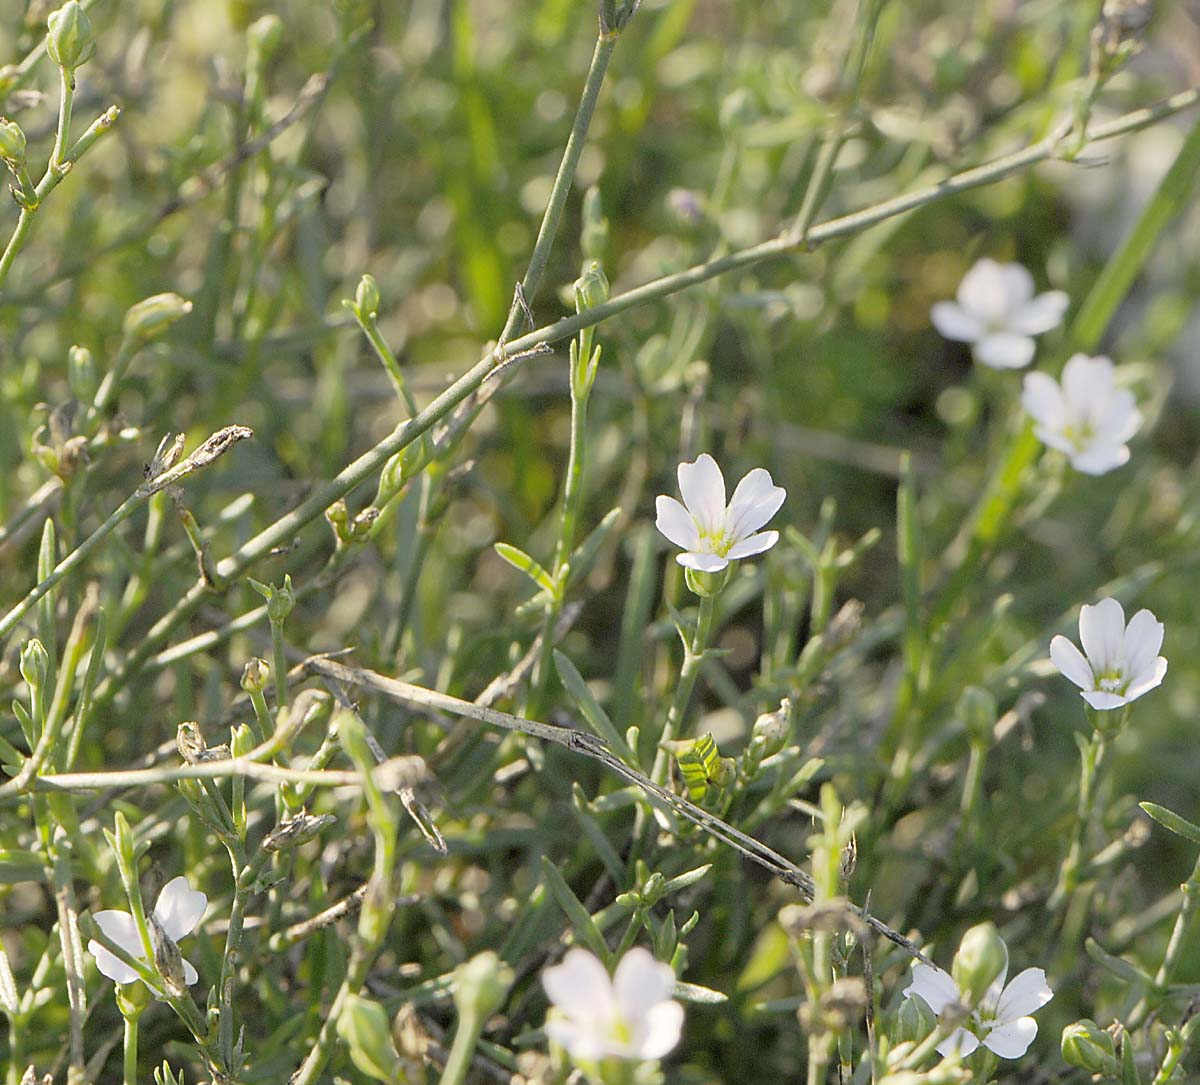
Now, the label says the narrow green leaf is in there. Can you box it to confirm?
[540,855,611,965]
[553,650,634,763]
[493,542,555,594]
[1121,1031,1142,1085]
[660,864,712,897]
[1085,938,1154,988]
[1139,802,1200,846]
[0,938,18,1015]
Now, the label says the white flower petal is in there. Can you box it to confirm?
[613,948,676,1019]
[1082,689,1128,711]
[725,469,785,540]
[1097,390,1142,445]
[983,1016,1039,1059]
[1079,598,1125,673]
[677,454,726,533]
[93,910,143,957]
[635,1000,685,1059]
[87,940,142,985]
[546,1016,607,1061]
[937,1027,981,1059]
[543,949,616,1022]
[1124,609,1165,679]
[995,968,1053,1023]
[182,957,198,986]
[974,333,1036,370]
[655,496,700,551]
[1062,355,1114,412]
[153,877,207,942]
[1022,372,1065,430]
[1124,656,1167,703]
[1070,443,1130,476]
[1050,636,1093,691]
[904,964,960,1016]
[724,531,779,560]
[931,301,984,342]
[957,259,1011,324]
[1008,290,1068,335]
[677,551,729,572]
[995,262,1036,311]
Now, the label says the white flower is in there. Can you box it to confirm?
[1021,354,1142,475]
[542,947,684,1062]
[655,454,785,572]
[87,876,206,987]
[931,258,1068,369]
[1050,597,1167,710]
[903,961,1053,1059]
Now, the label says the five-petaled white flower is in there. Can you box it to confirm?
[904,960,1053,1059]
[1050,597,1166,710]
[931,258,1068,369]
[1021,354,1142,475]
[87,876,206,988]
[655,454,785,572]
[542,947,684,1062]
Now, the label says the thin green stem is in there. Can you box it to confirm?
[499,33,617,343]
[1050,731,1108,911]
[122,1009,139,1085]
[651,592,717,785]
[438,1009,483,1085]
[52,67,74,168]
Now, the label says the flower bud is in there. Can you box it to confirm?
[1061,1019,1117,1073]
[751,699,792,759]
[580,185,608,261]
[46,1,96,72]
[230,722,255,758]
[641,871,666,906]
[452,950,514,1020]
[573,261,609,314]
[0,118,26,164]
[248,574,296,624]
[894,991,935,1044]
[957,686,996,747]
[354,273,380,318]
[708,756,736,789]
[951,922,1009,1009]
[247,13,283,66]
[19,638,49,694]
[122,293,193,341]
[337,995,404,1083]
[115,978,151,1017]
[241,657,270,694]
[67,345,96,401]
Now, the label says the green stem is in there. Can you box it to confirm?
[359,314,419,416]
[651,592,718,785]
[122,1009,140,1085]
[218,849,266,1066]
[438,1008,483,1085]
[498,33,617,343]
[52,67,74,168]
[1050,731,1108,910]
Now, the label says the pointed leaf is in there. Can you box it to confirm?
[553,651,634,763]
[674,980,728,1004]
[1140,802,1200,846]
[540,856,611,965]
[493,543,556,594]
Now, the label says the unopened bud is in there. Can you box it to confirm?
[123,293,192,341]
[247,13,283,65]
[19,638,49,693]
[337,994,404,1082]
[751,699,792,759]
[573,261,609,314]
[1061,1019,1117,1073]
[0,118,26,163]
[67,345,96,401]
[354,273,380,318]
[452,950,513,1020]
[241,657,270,693]
[248,574,295,624]
[958,686,996,746]
[46,1,96,72]
[952,922,1009,1009]
[641,871,666,906]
